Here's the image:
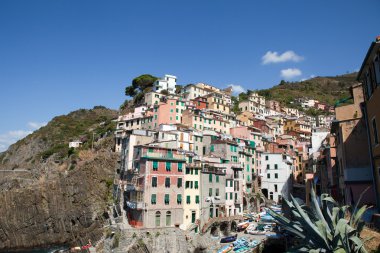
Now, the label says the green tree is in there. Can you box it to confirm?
[125,74,158,97]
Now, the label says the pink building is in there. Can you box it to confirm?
[126,146,186,228]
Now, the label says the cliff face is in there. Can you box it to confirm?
[0,107,119,251]
[0,147,118,251]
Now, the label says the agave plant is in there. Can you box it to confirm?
[268,187,369,253]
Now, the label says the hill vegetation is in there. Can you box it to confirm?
[0,106,118,167]
[256,72,357,107]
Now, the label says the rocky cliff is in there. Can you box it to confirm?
[0,107,119,251]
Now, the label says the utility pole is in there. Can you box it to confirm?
[92,132,95,151]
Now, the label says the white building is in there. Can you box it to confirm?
[69,141,82,148]
[153,74,177,94]
[260,153,293,203]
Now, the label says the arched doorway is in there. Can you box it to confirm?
[155,211,161,227]
[166,211,171,226]
[230,221,237,232]
[220,221,229,236]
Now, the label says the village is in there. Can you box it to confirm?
[92,36,380,252]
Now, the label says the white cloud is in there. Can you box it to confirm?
[300,74,316,82]
[28,121,47,130]
[262,50,304,65]
[0,130,32,152]
[228,84,246,95]
[0,121,46,152]
[280,68,302,79]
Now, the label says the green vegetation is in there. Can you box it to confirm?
[268,187,369,252]
[5,106,118,162]
[125,74,158,105]
[256,73,357,109]
[231,96,241,115]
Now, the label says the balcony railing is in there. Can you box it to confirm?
[140,152,186,161]
[126,200,144,210]
[202,166,225,175]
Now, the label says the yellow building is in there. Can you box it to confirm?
[182,160,202,232]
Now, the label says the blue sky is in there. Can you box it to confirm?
[0,0,379,151]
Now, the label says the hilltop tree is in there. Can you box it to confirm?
[124,74,158,105]
[125,74,158,97]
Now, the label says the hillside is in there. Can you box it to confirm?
[0,106,119,251]
[256,72,358,108]
[0,106,118,169]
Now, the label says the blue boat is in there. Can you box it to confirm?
[220,234,237,243]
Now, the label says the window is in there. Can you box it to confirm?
[266,164,270,170]
[195,181,199,189]
[275,164,278,169]
[185,181,190,188]
[209,188,212,197]
[216,188,219,196]
[373,118,379,145]
[166,211,171,226]
[209,174,212,182]
[210,145,214,152]
[366,71,373,98]
[166,162,171,171]
[153,161,158,171]
[267,173,270,179]
[216,175,219,183]
[195,195,200,204]
[177,194,182,204]
[152,177,157,187]
[374,55,380,85]
[230,180,233,187]
[165,177,170,187]
[151,194,157,204]
[178,162,183,172]
[186,167,190,174]
[195,169,198,175]
[226,193,228,199]
[274,184,278,192]
[164,194,170,205]
[265,156,268,160]
[275,173,278,179]
[186,195,191,204]
[177,178,183,188]
[230,192,233,199]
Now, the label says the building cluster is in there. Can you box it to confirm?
[113,73,339,230]
[309,36,380,226]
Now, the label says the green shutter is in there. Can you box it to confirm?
[153,161,158,170]
[177,178,182,187]
[177,194,182,204]
[166,162,171,171]
[165,194,170,204]
[196,195,199,204]
[151,194,156,204]
[195,181,198,189]
[209,174,212,182]
[178,162,183,171]
[187,195,191,204]
[216,175,219,183]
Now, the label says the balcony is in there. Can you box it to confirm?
[126,200,144,210]
[202,165,226,175]
[230,163,243,170]
[140,152,186,161]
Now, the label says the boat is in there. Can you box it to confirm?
[217,244,233,253]
[220,234,238,243]
[247,229,266,235]
[236,221,250,232]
